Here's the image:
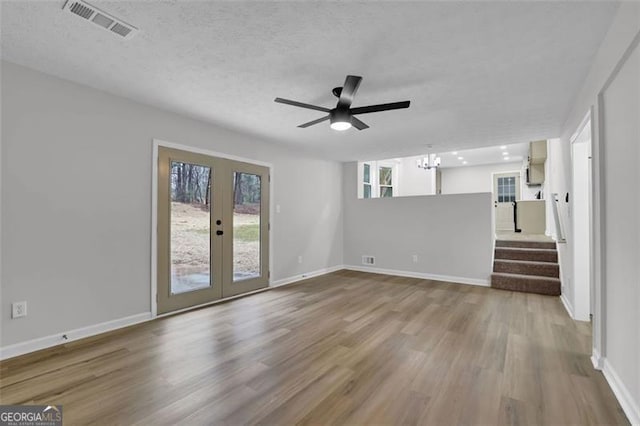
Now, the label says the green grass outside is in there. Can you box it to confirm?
[233,224,260,241]
[190,223,259,241]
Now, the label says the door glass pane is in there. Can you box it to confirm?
[364,183,371,199]
[170,161,211,294]
[233,172,261,282]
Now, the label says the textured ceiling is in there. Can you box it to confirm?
[1,1,618,161]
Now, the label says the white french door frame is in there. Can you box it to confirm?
[150,138,274,318]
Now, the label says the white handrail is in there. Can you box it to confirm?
[551,192,566,243]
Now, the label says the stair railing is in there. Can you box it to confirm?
[551,192,567,243]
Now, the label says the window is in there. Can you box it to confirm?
[363,163,372,199]
[379,166,393,197]
[497,176,516,202]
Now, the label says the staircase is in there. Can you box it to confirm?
[491,240,561,296]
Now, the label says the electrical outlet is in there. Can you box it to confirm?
[298,255,303,264]
[12,301,27,318]
[412,254,418,263]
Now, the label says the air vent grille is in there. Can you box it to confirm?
[110,22,132,38]
[362,256,375,265]
[92,13,114,29]
[63,0,138,39]
[69,2,93,19]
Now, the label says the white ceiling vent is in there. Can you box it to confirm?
[63,0,138,39]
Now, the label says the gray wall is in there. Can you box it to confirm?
[343,162,493,283]
[1,62,343,346]
[601,39,639,418]
[440,161,522,195]
[547,2,640,421]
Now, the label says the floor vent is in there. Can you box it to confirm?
[362,256,375,266]
[63,0,138,39]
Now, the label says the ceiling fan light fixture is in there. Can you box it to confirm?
[330,109,352,131]
[330,121,352,131]
[275,75,410,131]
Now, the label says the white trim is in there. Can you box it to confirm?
[556,247,577,321]
[151,141,159,317]
[570,110,593,143]
[591,348,604,370]
[344,265,490,287]
[150,138,274,318]
[560,293,575,319]
[602,359,640,425]
[570,111,593,322]
[153,139,274,168]
[0,313,152,361]
[270,265,345,287]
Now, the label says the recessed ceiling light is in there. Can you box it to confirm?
[452,151,458,155]
[504,157,510,160]
[462,161,468,165]
[457,156,464,160]
[502,152,509,156]
[500,145,507,149]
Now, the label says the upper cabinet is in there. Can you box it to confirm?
[527,140,547,186]
[529,140,547,164]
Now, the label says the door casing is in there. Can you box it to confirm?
[493,171,522,232]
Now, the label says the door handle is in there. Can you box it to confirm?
[216,230,224,236]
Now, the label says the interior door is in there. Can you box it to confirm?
[493,172,521,232]
[157,147,270,314]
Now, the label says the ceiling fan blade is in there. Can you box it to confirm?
[350,101,411,115]
[274,98,330,113]
[337,75,363,109]
[351,117,369,130]
[297,115,330,128]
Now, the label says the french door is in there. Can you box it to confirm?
[157,147,269,314]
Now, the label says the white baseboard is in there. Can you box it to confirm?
[560,293,575,319]
[591,348,604,370]
[602,358,640,425]
[270,265,345,287]
[343,265,490,287]
[0,312,152,361]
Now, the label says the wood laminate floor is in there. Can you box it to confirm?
[0,271,629,425]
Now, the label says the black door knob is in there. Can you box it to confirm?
[216,220,222,225]
[216,230,224,236]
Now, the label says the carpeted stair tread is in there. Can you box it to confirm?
[496,240,556,250]
[494,247,558,263]
[492,272,560,282]
[493,259,560,278]
[491,272,561,296]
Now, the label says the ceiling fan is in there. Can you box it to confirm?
[274,75,410,131]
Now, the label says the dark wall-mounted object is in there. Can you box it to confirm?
[565,192,570,203]
[514,201,522,233]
